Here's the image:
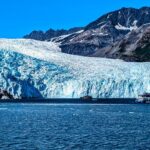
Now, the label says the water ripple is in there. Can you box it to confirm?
[0,104,150,149]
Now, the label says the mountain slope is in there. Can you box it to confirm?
[24,7,150,61]
[60,7,150,56]
[0,39,150,98]
[102,23,150,61]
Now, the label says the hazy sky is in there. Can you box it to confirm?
[0,0,150,38]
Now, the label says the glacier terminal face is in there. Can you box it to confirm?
[0,39,150,98]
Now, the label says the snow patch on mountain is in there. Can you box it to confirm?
[115,21,138,31]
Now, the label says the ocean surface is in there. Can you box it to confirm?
[0,104,150,150]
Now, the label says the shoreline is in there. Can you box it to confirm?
[0,98,137,104]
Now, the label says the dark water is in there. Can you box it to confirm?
[0,104,150,150]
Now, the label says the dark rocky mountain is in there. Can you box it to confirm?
[102,23,150,62]
[0,89,14,99]
[60,7,150,57]
[24,27,83,41]
[24,7,150,61]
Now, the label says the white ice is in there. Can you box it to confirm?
[0,39,150,98]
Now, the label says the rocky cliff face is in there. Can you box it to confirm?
[99,24,150,62]
[24,7,150,62]
[0,89,14,99]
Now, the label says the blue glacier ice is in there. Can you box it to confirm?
[0,39,150,98]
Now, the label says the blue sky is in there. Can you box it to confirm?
[0,0,150,38]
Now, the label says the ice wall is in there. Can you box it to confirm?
[0,39,150,98]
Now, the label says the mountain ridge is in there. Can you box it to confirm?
[24,27,84,41]
[24,7,150,61]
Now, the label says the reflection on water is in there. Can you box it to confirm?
[0,104,150,150]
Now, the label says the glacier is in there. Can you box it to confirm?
[0,38,150,99]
